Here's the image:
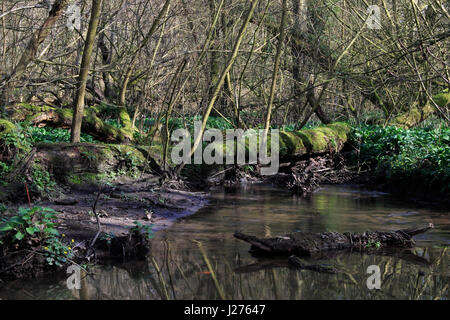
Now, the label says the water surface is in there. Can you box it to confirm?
[1,185,448,300]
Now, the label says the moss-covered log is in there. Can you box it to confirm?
[207,122,351,161]
[280,122,350,157]
[389,92,450,128]
[234,223,433,256]
[6,103,136,143]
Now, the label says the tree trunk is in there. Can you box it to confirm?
[70,0,103,143]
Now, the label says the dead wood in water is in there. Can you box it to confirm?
[234,223,434,256]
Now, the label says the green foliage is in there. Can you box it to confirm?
[143,116,234,133]
[0,161,12,183]
[105,119,123,129]
[2,122,33,152]
[0,206,74,267]
[26,125,96,143]
[116,146,144,177]
[350,125,450,194]
[30,162,57,196]
[99,232,115,245]
[366,240,382,249]
[280,120,322,132]
[130,221,155,240]
[133,130,146,144]
[0,203,7,214]
[3,122,96,146]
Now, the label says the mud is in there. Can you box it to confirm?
[39,174,210,242]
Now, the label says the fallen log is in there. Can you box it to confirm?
[234,223,434,256]
[6,103,136,143]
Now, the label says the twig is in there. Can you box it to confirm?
[85,190,102,259]
[193,239,226,300]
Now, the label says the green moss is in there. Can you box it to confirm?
[279,122,351,156]
[390,93,449,129]
[0,119,16,140]
[10,104,56,122]
[279,131,307,156]
[392,108,422,128]
[118,107,133,129]
[113,144,146,163]
[83,107,135,142]
[66,172,101,185]
[9,103,137,143]
[56,108,74,121]
[326,122,351,140]
[432,92,450,108]
[18,103,54,113]
[316,127,338,148]
[297,130,329,153]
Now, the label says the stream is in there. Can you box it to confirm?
[0,184,449,300]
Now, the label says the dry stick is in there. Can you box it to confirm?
[411,55,450,123]
[299,21,366,129]
[131,4,170,128]
[150,256,170,300]
[162,59,188,171]
[155,0,225,140]
[237,1,270,129]
[119,0,172,106]
[85,191,102,259]
[177,0,260,176]
[193,240,226,300]
[0,248,38,275]
[143,0,224,170]
[264,0,287,135]
[1,0,74,109]
[382,0,448,123]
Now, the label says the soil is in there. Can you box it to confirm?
[31,173,210,242]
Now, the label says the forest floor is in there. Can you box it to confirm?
[29,173,210,243]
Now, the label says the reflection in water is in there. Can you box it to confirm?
[1,185,449,300]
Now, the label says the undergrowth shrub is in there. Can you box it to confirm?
[349,125,450,195]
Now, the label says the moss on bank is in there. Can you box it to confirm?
[34,142,157,181]
[390,92,450,128]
